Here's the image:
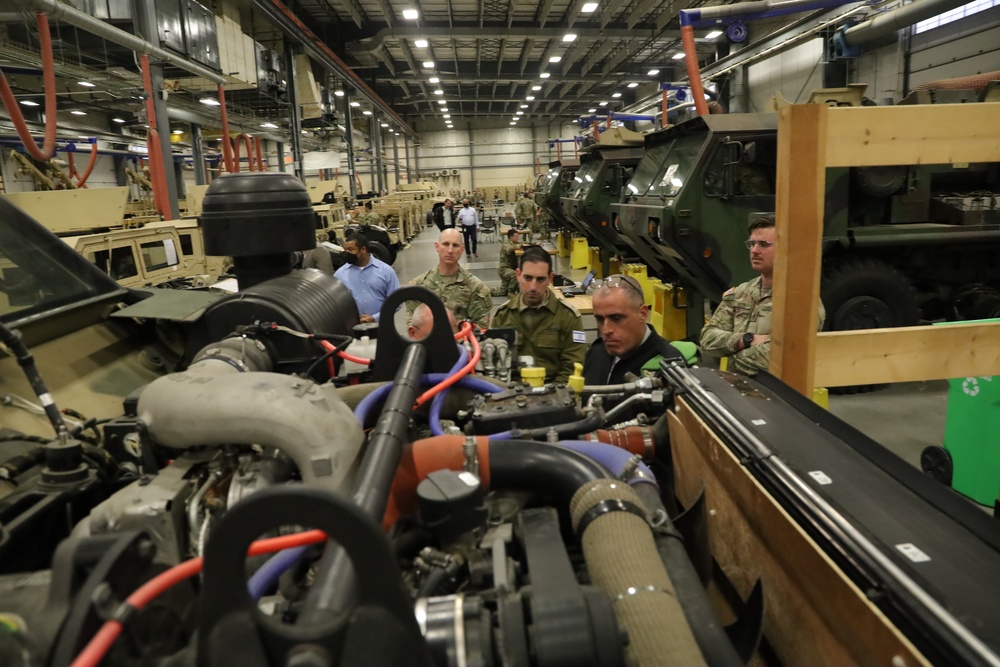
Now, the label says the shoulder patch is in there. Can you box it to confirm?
[572,330,586,344]
[723,287,735,297]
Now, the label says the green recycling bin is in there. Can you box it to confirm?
[933,319,1000,506]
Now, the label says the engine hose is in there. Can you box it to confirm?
[247,543,309,601]
[0,12,57,162]
[570,479,707,667]
[514,409,604,441]
[559,440,658,491]
[353,373,502,427]
[73,142,99,187]
[581,426,656,459]
[0,321,68,439]
[218,84,235,173]
[429,345,471,436]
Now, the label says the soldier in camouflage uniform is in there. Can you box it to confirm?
[492,247,587,383]
[358,201,383,226]
[514,193,537,230]
[700,215,825,376]
[491,228,520,297]
[408,228,493,329]
[533,207,552,240]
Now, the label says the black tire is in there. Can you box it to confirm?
[821,256,919,393]
[368,240,392,265]
[360,227,396,265]
[920,445,953,486]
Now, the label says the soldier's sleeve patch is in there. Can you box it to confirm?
[723,287,735,297]
[572,330,586,344]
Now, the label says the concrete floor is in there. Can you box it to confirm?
[392,222,949,472]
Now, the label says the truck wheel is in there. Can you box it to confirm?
[821,257,919,393]
[821,257,919,332]
[368,241,392,265]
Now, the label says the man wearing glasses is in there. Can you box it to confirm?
[700,214,825,376]
[584,273,685,387]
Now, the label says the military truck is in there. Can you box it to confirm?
[558,128,662,275]
[612,109,1000,339]
[533,158,579,232]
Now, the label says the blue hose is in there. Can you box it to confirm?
[247,544,309,600]
[429,345,470,436]
[559,440,659,491]
[354,371,503,427]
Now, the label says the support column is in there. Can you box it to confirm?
[373,112,384,194]
[284,44,305,182]
[190,123,206,186]
[134,0,179,219]
[276,142,286,172]
[392,132,400,186]
[342,89,357,201]
[468,124,475,191]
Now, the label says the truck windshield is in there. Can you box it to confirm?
[626,140,674,198]
[538,168,560,195]
[644,135,703,198]
[568,160,601,198]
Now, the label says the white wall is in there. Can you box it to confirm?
[745,38,826,111]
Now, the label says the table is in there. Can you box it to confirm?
[554,292,592,314]
[515,242,558,256]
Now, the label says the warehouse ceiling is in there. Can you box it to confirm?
[270,0,724,125]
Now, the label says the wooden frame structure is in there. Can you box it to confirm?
[769,102,1000,394]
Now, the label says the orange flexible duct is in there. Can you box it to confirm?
[243,134,255,170]
[218,84,235,173]
[231,135,241,172]
[579,426,656,459]
[681,24,710,116]
[139,55,171,219]
[661,89,668,128]
[72,142,99,188]
[254,135,264,171]
[0,12,57,162]
[383,435,491,530]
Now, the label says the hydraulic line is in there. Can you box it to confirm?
[0,12,57,161]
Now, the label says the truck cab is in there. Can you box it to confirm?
[534,159,579,231]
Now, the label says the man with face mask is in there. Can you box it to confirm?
[492,246,587,384]
[334,232,400,323]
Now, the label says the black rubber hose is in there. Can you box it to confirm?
[301,342,428,622]
[631,484,745,667]
[514,410,604,442]
[489,439,610,502]
[0,321,68,439]
[416,567,450,598]
[0,447,45,481]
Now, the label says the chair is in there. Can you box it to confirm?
[479,218,499,242]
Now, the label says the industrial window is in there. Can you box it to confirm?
[140,239,179,272]
[913,0,999,33]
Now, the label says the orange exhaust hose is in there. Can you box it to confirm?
[254,135,264,171]
[232,135,241,172]
[579,426,656,459]
[218,84,235,173]
[0,12,57,162]
[73,142,99,188]
[681,24,710,116]
[383,435,491,530]
[241,134,255,171]
[140,55,172,220]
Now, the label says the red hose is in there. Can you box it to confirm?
[681,24,710,116]
[231,134,241,172]
[73,142,99,188]
[0,12,57,162]
[218,84,235,173]
[69,528,328,667]
[319,339,371,366]
[413,323,480,408]
[139,55,172,220]
[254,135,264,171]
[238,134,255,171]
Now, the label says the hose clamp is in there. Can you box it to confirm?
[575,498,647,536]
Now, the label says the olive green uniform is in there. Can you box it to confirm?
[492,289,587,384]
[408,266,493,329]
[514,196,537,228]
[358,211,383,226]
[699,276,826,376]
[494,239,519,297]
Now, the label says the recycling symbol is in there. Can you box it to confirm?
[962,376,993,396]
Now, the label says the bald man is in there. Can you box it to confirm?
[408,303,459,339]
[407,228,492,328]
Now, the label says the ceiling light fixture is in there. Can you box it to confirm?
[532,85,542,91]
[260,122,279,129]
[70,110,87,116]
[362,110,373,115]
[672,52,686,60]
[443,114,450,118]
[549,56,561,63]
[112,117,126,123]
[540,72,551,78]
[647,69,660,76]
[588,108,596,113]
[381,123,389,127]
[429,76,440,83]
[200,97,221,106]
[403,8,419,19]
[422,61,435,68]
[582,2,598,12]
[516,111,524,115]
[334,90,345,97]
[520,104,528,108]
[441,107,449,111]
[705,30,723,39]
[434,89,444,95]
[20,100,39,107]
[510,122,516,125]
[612,92,622,98]
[350,101,361,107]
[414,39,428,47]
[563,33,577,42]
[172,129,184,134]
[627,82,639,88]
[598,101,608,107]
[77,81,96,87]
[526,96,535,101]
[438,100,446,105]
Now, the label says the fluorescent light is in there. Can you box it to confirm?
[549,56,561,63]
[429,76,440,83]
[434,89,444,95]
[438,100,446,105]
[510,122,516,125]
[112,117,126,123]
[381,123,389,127]
[647,69,660,76]
[77,81,96,87]
[441,107,448,111]
[705,30,723,39]
[172,129,184,134]
[350,101,361,107]
[532,85,542,91]
[403,8,419,19]
[598,101,608,107]
[627,82,639,88]
[20,100,39,107]
[526,96,535,101]
[588,108,596,113]
[582,2,598,12]
[672,52,686,60]
[516,111,524,115]
[200,97,220,106]
[362,110,373,115]
[540,72,551,78]
[520,104,528,108]
[612,92,622,98]
[563,33,577,42]
[414,39,428,48]
[443,114,450,118]
[260,122,278,128]
[572,119,579,123]
[70,110,87,116]
[334,90,345,97]
[422,61,435,68]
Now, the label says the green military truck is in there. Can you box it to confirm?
[612,109,1000,339]
[534,159,579,233]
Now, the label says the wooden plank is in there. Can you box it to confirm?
[814,322,1000,387]
[669,399,930,667]
[770,104,826,396]
[825,103,1000,167]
